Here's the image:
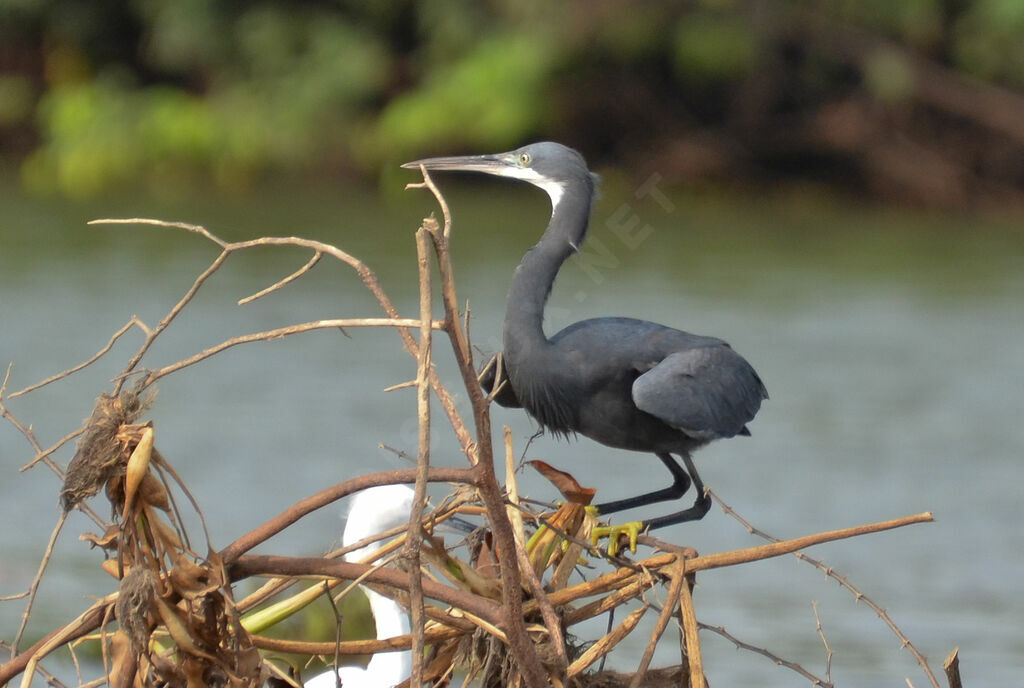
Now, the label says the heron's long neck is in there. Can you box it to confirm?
[503,181,592,364]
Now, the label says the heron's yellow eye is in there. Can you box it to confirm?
[518,152,531,166]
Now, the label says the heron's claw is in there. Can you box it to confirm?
[588,511,644,556]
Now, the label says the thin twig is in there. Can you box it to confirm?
[709,489,940,688]
[18,428,84,472]
[403,227,435,688]
[566,605,649,678]
[237,251,322,305]
[88,218,227,246]
[118,248,230,395]
[630,558,687,688]
[13,514,68,653]
[4,594,116,688]
[405,174,452,240]
[812,601,833,686]
[10,318,148,398]
[251,625,463,655]
[1,368,105,527]
[144,317,443,383]
[89,219,476,463]
[699,622,832,686]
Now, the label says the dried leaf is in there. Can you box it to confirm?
[474,532,500,580]
[169,553,220,600]
[182,655,210,688]
[137,472,170,511]
[233,645,264,684]
[527,501,588,575]
[102,559,124,579]
[108,629,138,688]
[145,506,183,550]
[81,525,121,550]
[154,597,218,662]
[422,636,461,685]
[528,460,596,505]
[122,426,154,521]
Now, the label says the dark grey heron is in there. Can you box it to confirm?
[403,142,767,546]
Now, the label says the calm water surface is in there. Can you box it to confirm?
[1,181,1022,686]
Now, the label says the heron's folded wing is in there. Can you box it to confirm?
[632,347,766,441]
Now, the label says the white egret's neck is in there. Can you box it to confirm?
[334,485,414,687]
[364,588,413,683]
[342,485,415,560]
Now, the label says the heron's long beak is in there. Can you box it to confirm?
[401,153,512,176]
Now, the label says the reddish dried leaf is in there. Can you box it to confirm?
[474,532,500,580]
[528,460,596,504]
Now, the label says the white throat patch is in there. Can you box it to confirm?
[495,166,567,213]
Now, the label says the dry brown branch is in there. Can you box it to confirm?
[697,622,831,687]
[0,595,115,687]
[145,318,444,384]
[17,428,83,473]
[250,624,462,655]
[514,533,569,673]
[710,489,941,688]
[227,555,503,628]
[404,226,435,688]
[219,468,470,563]
[87,218,477,463]
[3,367,94,501]
[539,511,933,611]
[567,605,648,678]
[676,568,704,688]
[563,576,654,627]
[943,648,962,688]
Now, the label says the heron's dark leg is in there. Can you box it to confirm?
[593,452,692,515]
[641,454,711,531]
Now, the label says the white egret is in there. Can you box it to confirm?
[305,484,414,688]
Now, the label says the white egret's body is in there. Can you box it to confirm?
[305,485,414,688]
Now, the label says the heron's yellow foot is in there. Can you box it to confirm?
[589,514,644,556]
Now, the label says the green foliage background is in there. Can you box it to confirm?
[1,0,1023,198]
